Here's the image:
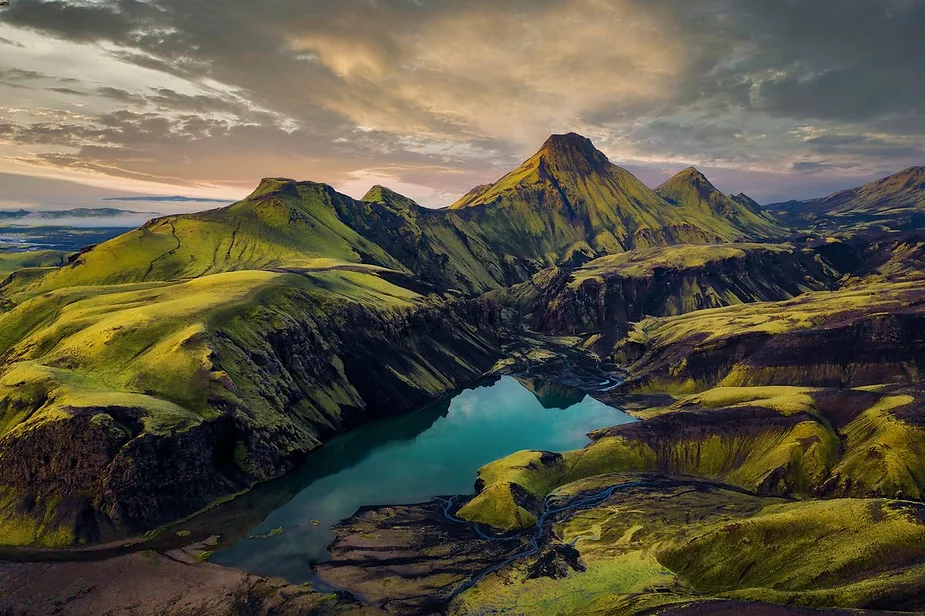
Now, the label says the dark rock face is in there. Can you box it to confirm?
[625,309,925,392]
[502,244,840,339]
[525,544,585,580]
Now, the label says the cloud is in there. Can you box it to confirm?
[0,0,922,206]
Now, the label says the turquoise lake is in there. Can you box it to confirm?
[212,375,635,582]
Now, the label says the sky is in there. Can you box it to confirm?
[0,0,923,210]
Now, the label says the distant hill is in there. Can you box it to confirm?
[655,167,787,240]
[104,196,232,204]
[0,208,160,220]
[768,166,925,234]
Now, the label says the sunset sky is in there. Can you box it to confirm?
[1,0,923,210]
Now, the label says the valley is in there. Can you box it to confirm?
[2,133,925,615]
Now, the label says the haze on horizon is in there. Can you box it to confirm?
[0,0,923,211]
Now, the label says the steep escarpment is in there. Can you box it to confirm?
[493,243,840,339]
[613,281,925,393]
[0,269,504,546]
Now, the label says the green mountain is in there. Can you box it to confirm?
[4,133,925,616]
[13,134,794,301]
[16,179,406,294]
[769,166,925,233]
[655,167,788,240]
[449,133,754,255]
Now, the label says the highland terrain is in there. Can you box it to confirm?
[2,133,925,615]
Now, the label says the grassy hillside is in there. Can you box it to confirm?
[450,477,925,615]
[655,167,787,240]
[9,180,406,297]
[0,266,503,546]
[0,250,69,274]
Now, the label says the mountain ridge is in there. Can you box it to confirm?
[656,166,787,240]
[8,133,796,298]
[769,165,925,233]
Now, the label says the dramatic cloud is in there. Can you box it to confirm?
[0,0,923,206]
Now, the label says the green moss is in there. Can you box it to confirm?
[659,498,925,606]
[0,488,75,548]
[456,482,538,530]
[0,250,69,274]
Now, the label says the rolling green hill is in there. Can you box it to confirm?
[12,180,406,296]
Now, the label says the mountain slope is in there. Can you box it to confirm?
[494,243,839,339]
[9,134,793,301]
[449,133,777,255]
[656,167,787,240]
[13,179,406,295]
[769,166,925,234]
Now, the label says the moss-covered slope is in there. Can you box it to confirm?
[451,476,925,615]
[613,281,925,393]
[656,167,787,241]
[0,268,504,546]
[450,134,782,254]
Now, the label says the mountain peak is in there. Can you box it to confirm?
[536,132,611,170]
[730,192,764,215]
[656,167,724,207]
[663,166,714,189]
[361,185,419,209]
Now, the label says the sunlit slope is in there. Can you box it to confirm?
[449,133,773,256]
[7,133,796,300]
[0,267,502,546]
[0,251,69,274]
[655,167,787,240]
[17,180,406,293]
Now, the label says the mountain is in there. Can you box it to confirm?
[769,166,925,234]
[655,167,787,240]
[0,208,160,220]
[448,133,761,254]
[730,192,764,213]
[13,179,407,292]
[14,134,792,299]
[443,133,734,268]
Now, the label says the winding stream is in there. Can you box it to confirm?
[438,481,655,598]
